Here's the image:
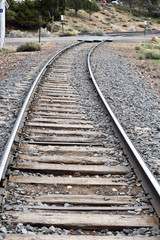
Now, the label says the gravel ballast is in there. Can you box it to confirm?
[0,41,74,159]
[90,42,160,183]
[0,39,159,187]
[0,39,159,238]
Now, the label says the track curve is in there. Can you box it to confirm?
[0,41,159,239]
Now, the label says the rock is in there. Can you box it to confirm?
[104,196,110,201]
[0,227,7,234]
[137,228,147,235]
[152,36,160,44]
[5,206,13,211]
[21,228,28,234]
[26,225,34,232]
[41,226,49,233]
[77,229,84,235]
[62,229,70,235]
[49,226,56,233]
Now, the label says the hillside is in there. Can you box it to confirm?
[52,4,160,36]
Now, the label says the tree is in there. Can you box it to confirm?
[84,0,99,20]
[121,0,139,13]
[6,0,17,27]
[35,0,67,31]
[14,0,39,29]
[67,0,84,16]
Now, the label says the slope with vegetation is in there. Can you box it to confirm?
[6,0,160,36]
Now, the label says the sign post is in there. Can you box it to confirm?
[61,15,64,36]
[38,15,42,43]
[144,20,147,36]
[0,0,5,49]
[0,0,9,49]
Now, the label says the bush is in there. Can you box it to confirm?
[59,31,76,37]
[139,24,145,28]
[91,28,105,36]
[17,42,41,52]
[143,49,160,59]
[67,28,73,32]
[7,30,33,38]
[80,27,90,33]
[135,46,140,50]
[69,10,75,17]
[105,17,111,21]
[53,25,61,32]
[152,49,160,59]
[113,28,120,32]
[0,47,15,54]
[35,28,52,37]
[154,43,160,50]
[128,26,136,32]
[144,44,152,49]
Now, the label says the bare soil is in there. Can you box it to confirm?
[0,42,60,81]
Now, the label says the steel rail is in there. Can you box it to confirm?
[88,41,160,221]
[0,40,84,182]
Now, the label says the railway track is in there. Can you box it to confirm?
[0,41,160,239]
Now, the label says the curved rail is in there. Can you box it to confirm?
[0,40,84,182]
[88,41,160,220]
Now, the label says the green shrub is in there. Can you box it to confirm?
[139,54,145,60]
[105,17,111,21]
[59,31,76,37]
[17,42,41,52]
[143,49,152,58]
[80,27,90,33]
[67,28,73,32]
[122,24,128,27]
[151,49,160,59]
[53,25,61,32]
[0,47,15,54]
[135,46,140,50]
[144,44,152,49]
[143,49,160,59]
[139,24,145,28]
[69,10,75,17]
[154,43,160,50]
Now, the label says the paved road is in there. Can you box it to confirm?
[4,33,160,45]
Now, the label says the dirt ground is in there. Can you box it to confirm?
[108,42,160,98]
[0,42,60,81]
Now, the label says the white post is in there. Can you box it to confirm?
[0,0,5,49]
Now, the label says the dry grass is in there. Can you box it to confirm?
[53,4,160,35]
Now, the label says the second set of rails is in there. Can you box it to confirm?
[0,40,160,239]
